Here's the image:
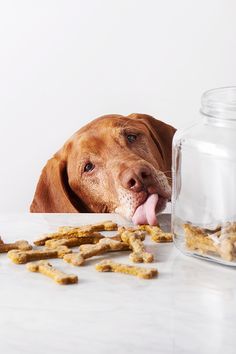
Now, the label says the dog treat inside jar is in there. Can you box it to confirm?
[172,87,236,266]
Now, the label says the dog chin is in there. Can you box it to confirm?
[114,205,134,221]
[114,188,147,221]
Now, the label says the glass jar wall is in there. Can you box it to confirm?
[172,87,236,266]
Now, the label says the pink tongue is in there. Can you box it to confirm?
[132,194,159,226]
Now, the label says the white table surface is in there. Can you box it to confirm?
[0,213,236,354]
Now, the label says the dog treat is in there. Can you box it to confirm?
[139,225,173,243]
[110,234,123,241]
[201,222,236,239]
[8,246,71,264]
[218,238,235,262]
[118,226,146,241]
[219,222,236,236]
[184,224,218,254]
[184,223,236,262]
[202,224,222,234]
[118,227,146,240]
[186,222,236,239]
[80,237,130,254]
[120,229,153,263]
[63,238,130,266]
[27,261,78,285]
[34,230,103,246]
[63,252,84,266]
[217,233,236,261]
[45,234,104,249]
[0,238,32,253]
[34,221,117,246]
[95,260,158,279]
[118,226,140,233]
[58,220,118,233]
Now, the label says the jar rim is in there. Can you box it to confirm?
[201,86,236,121]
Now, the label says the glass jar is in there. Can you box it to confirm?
[172,87,236,266]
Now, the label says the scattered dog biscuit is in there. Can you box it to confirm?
[95,260,158,279]
[34,230,103,246]
[58,220,118,233]
[5,221,164,283]
[45,234,104,249]
[110,234,123,241]
[118,226,144,234]
[120,229,154,263]
[0,238,32,253]
[27,261,78,285]
[118,226,145,240]
[63,238,130,266]
[139,225,173,243]
[80,237,130,253]
[8,246,71,264]
[63,252,84,266]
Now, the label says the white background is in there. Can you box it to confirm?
[0,0,236,213]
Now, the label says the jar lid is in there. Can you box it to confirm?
[201,86,236,121]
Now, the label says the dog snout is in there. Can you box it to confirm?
[120,165,153,193]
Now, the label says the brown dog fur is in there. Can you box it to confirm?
[30,114,176,219]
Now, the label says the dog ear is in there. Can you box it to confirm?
[128,113,176,178]
[30,155,84,213]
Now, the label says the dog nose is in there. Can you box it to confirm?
[121,166,152,192]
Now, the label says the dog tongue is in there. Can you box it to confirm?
[132,194,159,226]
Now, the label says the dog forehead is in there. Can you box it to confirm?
[69,116,151,156]
[72,127,119,155]
[79,115,149,132]
[77,134,109,152]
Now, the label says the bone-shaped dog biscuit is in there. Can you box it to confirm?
[95,260,158,279]
[118,227,146,240]
[80,237,130,254]
[184,223,236,262]
[58,220,118,233]
[27,261,78,285]
[120,230,153,263]
[218,238,235,261]
[34,220,117,246]
[110,234,122,241]
[45,234,104,249]
[207,223,236,261]
[63,252,84,266]
[220,222,236,235]
[0,238,32,253]
[184,224,218,254]
[139,225,173,243]
[8,246,71,264]
[217,233,236,261]
[63,238,130,266]
[64,239,111,266]
[34,230,103,246]
[207,223,235,238]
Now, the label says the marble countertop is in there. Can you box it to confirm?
[0,213,236,354]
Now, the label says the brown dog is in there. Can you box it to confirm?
[30,114,176,225]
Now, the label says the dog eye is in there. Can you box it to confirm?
[84,162,94,172]
[127,134,137,143]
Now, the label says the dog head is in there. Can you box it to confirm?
[30,114,176,224]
